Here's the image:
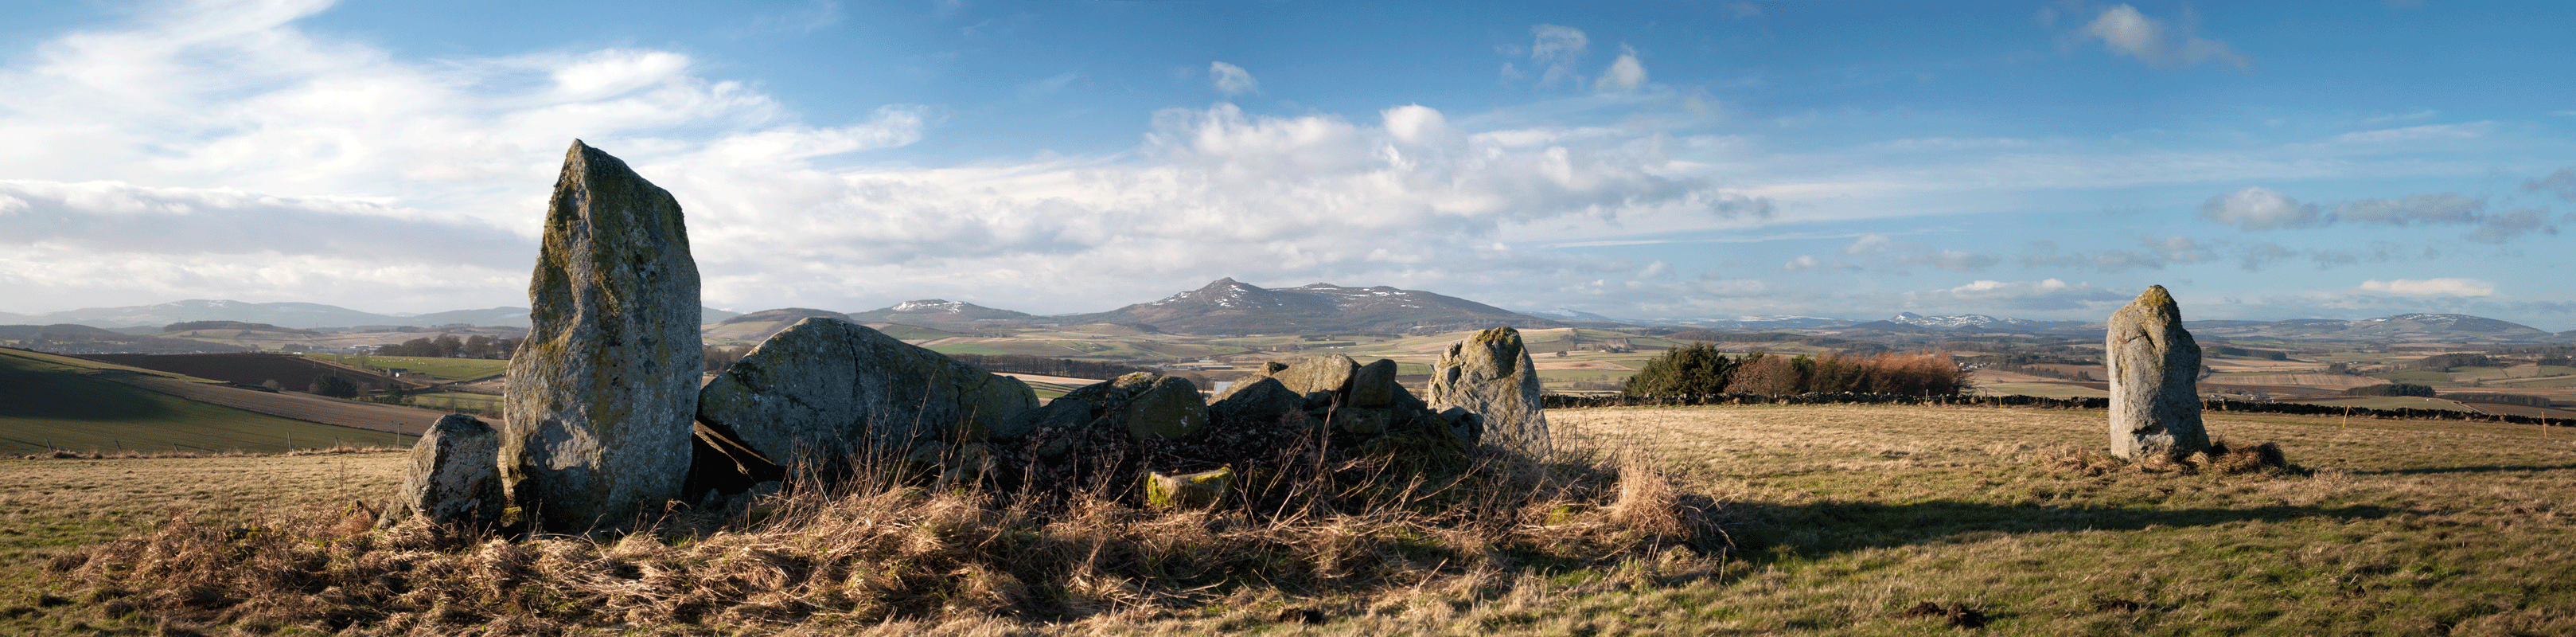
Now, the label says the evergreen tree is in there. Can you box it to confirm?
[1620,342,1736,397]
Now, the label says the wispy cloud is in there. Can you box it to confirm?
[2358,278,2495,296]
[2069,4,2249,68]
[1209,61,1259,96]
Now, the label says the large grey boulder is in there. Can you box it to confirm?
[697,317,1037,479]
[501,140,703,532]
[1271,354,1359,397]
[378,414,504,528]
[1429,327,1551,457]
[1054,372,1207,443]
[1208,377,1304,429]
[2106,285,2209,459]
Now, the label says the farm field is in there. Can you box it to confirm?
[0,349,423,455]
[304,354,509,381]
[6,404,2572,634]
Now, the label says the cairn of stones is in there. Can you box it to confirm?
[2105,284,2210,459]
[381,140,1552,532]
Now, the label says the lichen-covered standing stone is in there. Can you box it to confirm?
[1429,327,1551,457]
[377,413,503,528]
[696,317,1037,478]
[2106,285,2210,459]
[501,140,703,532]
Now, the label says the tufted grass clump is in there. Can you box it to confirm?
[45,429,1725,634]
[2039,438,2301,477]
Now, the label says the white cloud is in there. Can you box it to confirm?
[2524,168,2576,201]
[2074,4,2249,68]
[2332,122,2492,144]
[2358,278,2495,296]
[1596,45,1647,92]
[1904,278,2127,311]
[1019,71,1082,100]
[1209,61,1259,96]
[2199,184,2557,243]
[2200,186,2324,230]
[1528,24,1590,87]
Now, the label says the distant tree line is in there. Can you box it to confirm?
[2213,346,2292,361]
[945,354,1158,381]
[376,334,520,359]
[704,346,750,373]
[1986,364,2096,382]
[2444,393,2554,408]
[2344,383,2435,397]
[1621,343,1969,397]
[2408,353,2496,372]
[162,321,314,334]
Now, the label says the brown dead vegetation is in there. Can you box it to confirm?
[48,432,1723,634]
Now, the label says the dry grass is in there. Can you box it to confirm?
[33,430,1720,635]
[9,404,2576,635]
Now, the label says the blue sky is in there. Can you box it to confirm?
[1,0,2571,329]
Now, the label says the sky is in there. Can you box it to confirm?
[2,0,2572,329]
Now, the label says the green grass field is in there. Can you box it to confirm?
[925,342,1016,356]
[0,350,414,454]
[303,354,508,381]
[405,391,501,414]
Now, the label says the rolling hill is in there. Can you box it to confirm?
[0,347,430,454]
[848,299,1036,330]
[1058,278,1567,334]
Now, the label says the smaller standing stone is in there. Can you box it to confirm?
[1429,327,1551,457]
[2106,285,2210,459]
[378,414,504,528]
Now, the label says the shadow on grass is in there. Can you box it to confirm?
[1723,498,2399,561]
[2350,463,2576,476]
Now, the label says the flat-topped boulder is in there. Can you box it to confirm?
[500,140,703,532]
[1429,327,1550,457]
[2106,285,2209,459]
[698,317,1037,479]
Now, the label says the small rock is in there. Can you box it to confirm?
[379,414,503,528]
[1144,467,1235,509]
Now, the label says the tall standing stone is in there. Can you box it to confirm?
[2106,285,2209,459]
[1429,327,1551,457]
[501,140,703,532]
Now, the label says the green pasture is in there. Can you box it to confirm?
[305,354,508,381]
[0,350,415,455]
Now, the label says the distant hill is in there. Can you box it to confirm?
[849,299,1036,329]
[1058,278,1566,334]
[2185,313,2559,342]
[703,308,853,344]
[2,299,740,330]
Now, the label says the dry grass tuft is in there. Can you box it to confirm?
[2039,438,2298,477]
[46,436,1726,633]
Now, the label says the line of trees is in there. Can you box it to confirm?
[944,354,1159,381]
[1621,343,1970,397]
[376,334,520,359]
[2344,383,2435,397]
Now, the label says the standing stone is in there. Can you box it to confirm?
[377,414,503,528]
[696,317,1038,479]
[1429,327,1551,457]
[501,140,703,532]
[2106,285,2210,459]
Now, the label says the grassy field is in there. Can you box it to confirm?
[0,350,413,455]
[405,390,501,414]
[6,403,2571,634]
[303,354,509,381]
